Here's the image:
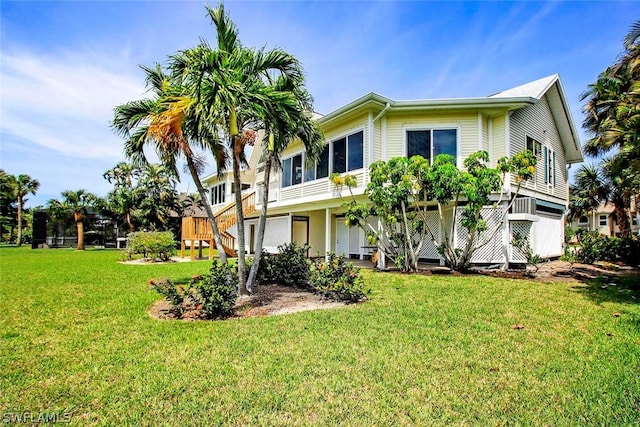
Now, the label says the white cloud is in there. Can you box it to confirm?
[0,48,145,159]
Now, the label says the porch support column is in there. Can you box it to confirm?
[325,208,331,262]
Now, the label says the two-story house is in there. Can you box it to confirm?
[190,74,583,266]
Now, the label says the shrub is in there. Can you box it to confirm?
[259,242,311,287]
[310,252,369,303]
[149,261,238,319]
[149,278,185,315]
[511,232,545,273]
[127,231,175,261]
[574,231,640,266]
[190,261,238,319]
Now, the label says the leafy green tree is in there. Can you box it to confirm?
[48,190,98,250]
[6,174,40,246]
[569,158,637,238]
[112,63,229,263]
[103,162,140,233]
[581,20,640,225]
[0,170,17,242]
[244,76,323,292]
[172,3,320,294]
[334,151,535,272]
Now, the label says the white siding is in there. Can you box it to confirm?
[531,212,563,258]
[384,112,479,163]
[509,95,568,201]
[491,114,506,166]
[245,216,291,253]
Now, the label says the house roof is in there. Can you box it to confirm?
[318,74,584,164]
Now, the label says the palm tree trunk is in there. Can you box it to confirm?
[16,196,23,246]
[184,151,227,263]
[76,214,85,250]
[246,154,272,292]
[233,138,248,295]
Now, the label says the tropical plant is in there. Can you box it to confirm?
[0,170,17,242]
[6,174,40,246]
[47,190,98,250]
[581,20,640,225]
[569,159,637,238]
[112,62,229,263]
[333,151,536,272]
[170,3,321,294]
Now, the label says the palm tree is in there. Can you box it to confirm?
[103,162,139,189]
[582,20,640,171]
[570,160,636,238]
[104,162,140,232]
[48,190,97,250]
[136,164,179,230]
[9,174,40,246]
[171,3,313,294]
[112,64,229,263]
[245,76,323,292]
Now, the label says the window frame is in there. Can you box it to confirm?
[578,216,589,225]
[210,182,226,206]
[543,146,557,187]
[599,214,608,227]
[525,135,542,157]
[404,126,460,166]
[281,153,304,188]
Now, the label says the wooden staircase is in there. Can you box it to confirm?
[180,191,256,260]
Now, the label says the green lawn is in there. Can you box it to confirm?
[1,246,639,425]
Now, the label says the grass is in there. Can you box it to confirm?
[1,246,639,425]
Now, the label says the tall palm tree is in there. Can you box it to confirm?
[112,64,229,262]
[245,76,323,292]
[171,3,312,294]
[9,174,40,246]
[48,190,97,250]
[582,20,640,172]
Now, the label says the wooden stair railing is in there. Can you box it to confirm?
[180,191,256,260]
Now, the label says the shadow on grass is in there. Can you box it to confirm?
[570,273,640,306]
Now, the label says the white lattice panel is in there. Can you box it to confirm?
[455,206,506,263]
[509,221,531,263]
[418,211,442,259]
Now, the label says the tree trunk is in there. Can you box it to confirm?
[184,151,227,263]
[615,203,631,238]
[16,195,23,246]
[126,212,135,233]
[246,154,273,292]
[76,213,85,250]
[233,136,248,295]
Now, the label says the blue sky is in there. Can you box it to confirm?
[1,1,638,207]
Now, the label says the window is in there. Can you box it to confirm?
[332,131,364,173]
[230,183,251,194]
[633,216,638,226]
[305,145,329,182]
[599,214,608,226]
[210,183,226,205]
[543,147,557,186]
[407,129,457,163]
[526,136,542,157]
[282,154,303,187]
[578,216,588,224]
[284,130,363,187]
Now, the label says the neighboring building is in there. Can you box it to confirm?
[195,74,583,266]
[568,199,640,237]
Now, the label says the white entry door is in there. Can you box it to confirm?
[336,219,349,256]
